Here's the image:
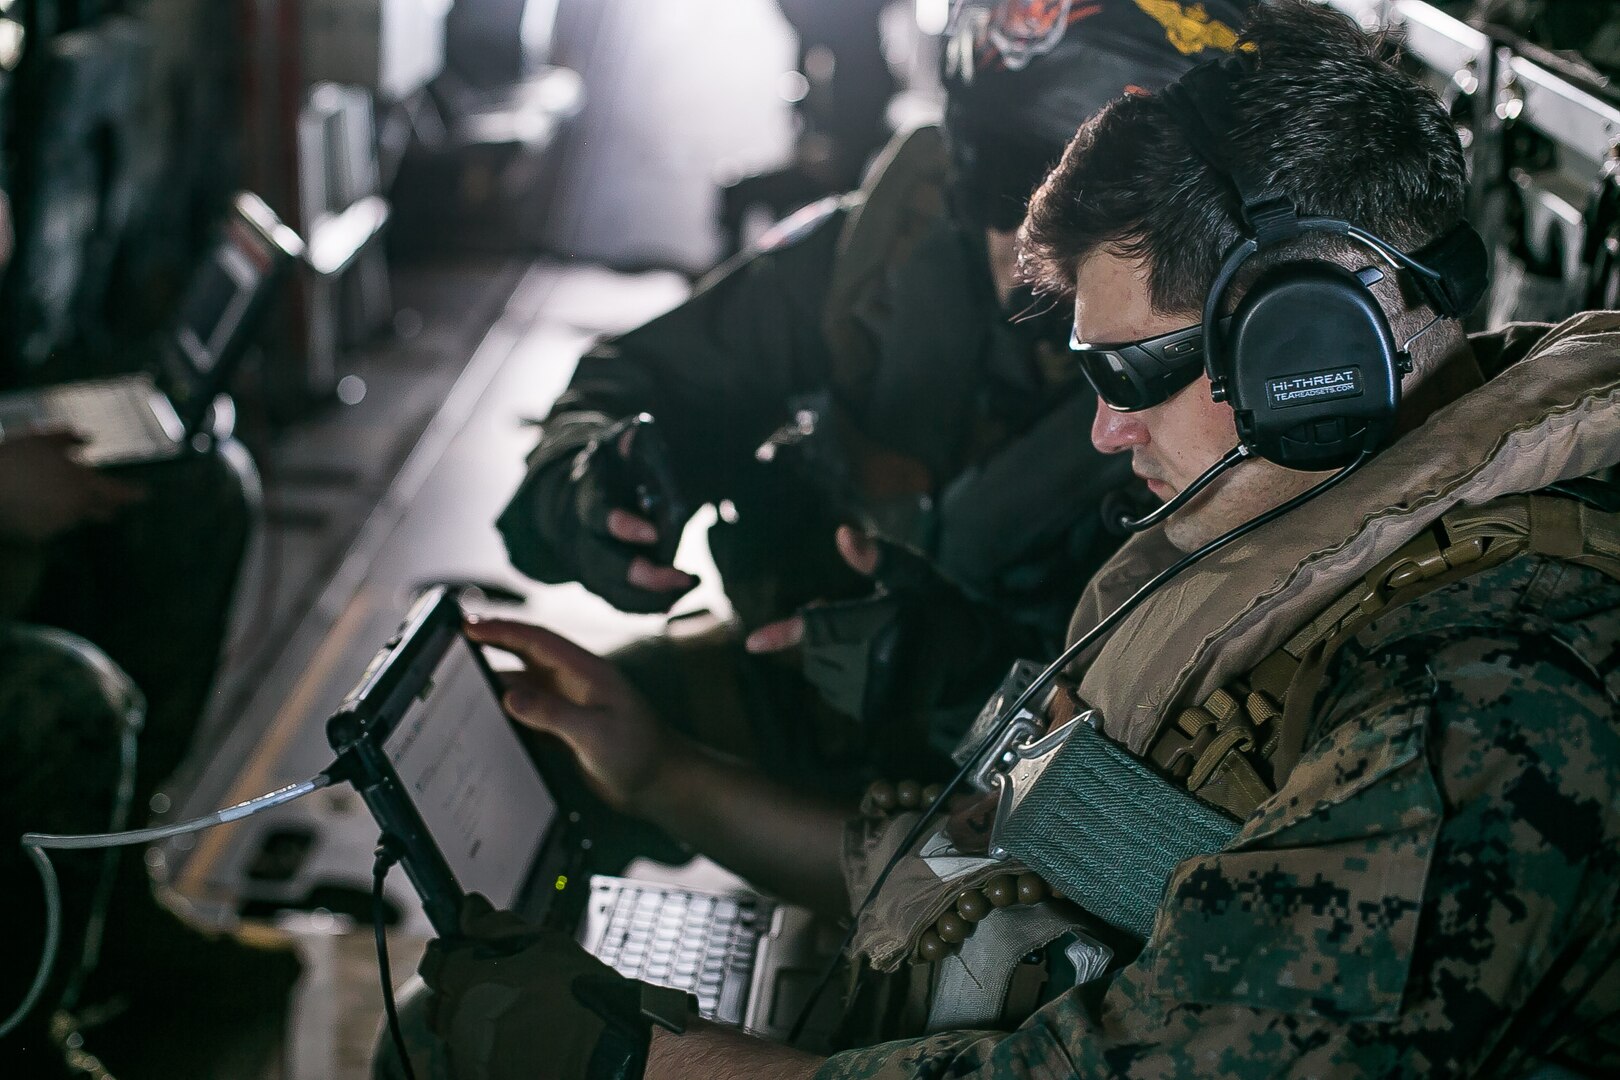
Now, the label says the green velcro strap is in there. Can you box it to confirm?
[997,724,1240,942]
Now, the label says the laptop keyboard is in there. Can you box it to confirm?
[588,879,767,1025]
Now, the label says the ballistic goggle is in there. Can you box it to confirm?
[1069,317,1232,412]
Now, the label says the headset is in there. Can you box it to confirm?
[1096,54,1488,533]
[1153,54,1489,473]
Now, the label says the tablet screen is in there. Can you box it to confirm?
[383,634,555,907]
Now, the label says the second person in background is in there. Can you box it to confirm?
[497,0,1250,795]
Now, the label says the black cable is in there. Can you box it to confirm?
[1120,444,1249,532]
[374,840,419,1080]
[787,450,1373,1041]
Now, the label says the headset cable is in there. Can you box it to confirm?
[789,450,1372,1041]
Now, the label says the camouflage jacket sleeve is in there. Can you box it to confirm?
[818,563,1620,1079]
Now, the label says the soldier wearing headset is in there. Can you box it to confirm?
[495,0,1247,798]
[389,3,1620,1078]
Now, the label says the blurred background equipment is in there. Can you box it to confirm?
[716,0,896,256]
[298,83,392,403]
[386,0,583,255]
[0,1,1617,1077]
[1471,0,1620,326]
[1324,0,1620,328]
[0,13,160,380]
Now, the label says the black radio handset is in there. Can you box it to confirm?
[609,414,691,566]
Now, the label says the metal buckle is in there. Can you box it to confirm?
[1164,717,1220,779]
[988,713,1094,859]
[971,708,1045,793]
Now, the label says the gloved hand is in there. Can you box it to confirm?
[798,542,1008,729]
[420,894,690,1080]
[748,527,1040,765]
[497,414,696,614]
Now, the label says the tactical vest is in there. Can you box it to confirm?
[821,124,954,415]
[843,483,1620,1042]
[813,122,997,544]
[1144,484,1620,821]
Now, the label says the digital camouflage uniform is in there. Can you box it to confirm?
[818,315,1620,1078]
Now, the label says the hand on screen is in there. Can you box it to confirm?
[464,617,683,818]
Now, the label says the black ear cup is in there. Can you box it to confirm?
[1157,56,1488,474]
[1221,263,1402,471]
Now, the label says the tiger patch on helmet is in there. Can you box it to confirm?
[951,0,1240,82]
[955,0,1105,75]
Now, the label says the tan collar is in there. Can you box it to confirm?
[1068,311,1620,752]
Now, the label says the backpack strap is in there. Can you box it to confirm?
[1148,485,1620,818]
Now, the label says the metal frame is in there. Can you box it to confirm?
[1321,1,1620,327]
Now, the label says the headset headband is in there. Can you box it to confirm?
[1146,54,1489,472]
[1161,56,1487,345]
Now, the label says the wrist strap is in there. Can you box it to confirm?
[639,984,699,1035]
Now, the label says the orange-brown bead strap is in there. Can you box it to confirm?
[913,873,1051,963]
[862,778,945,818]
[858,780,1054,962]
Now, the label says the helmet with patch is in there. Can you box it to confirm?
[944,0,1250,230]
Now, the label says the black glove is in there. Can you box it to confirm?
[419,895,693,1080]
[796,542,1038,765]
[497,414,693,615]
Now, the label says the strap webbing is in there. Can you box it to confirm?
[1153,489,1620,816]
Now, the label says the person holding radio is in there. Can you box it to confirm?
[390,3,1620,1078]
[496,0,1249,796]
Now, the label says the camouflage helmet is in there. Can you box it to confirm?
[944,0,1250,230]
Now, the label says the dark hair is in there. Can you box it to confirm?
[1018,0,1468,314]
